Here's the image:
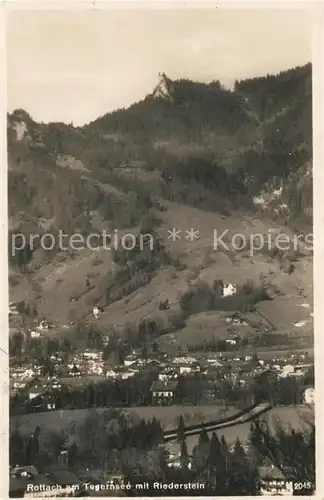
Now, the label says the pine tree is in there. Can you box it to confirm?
[141,343,148,360]
[220,435,230,489]
[207,432,223,490]
[10,429,25,466]
[192,427,210,472]
[252,352,259,366]
[232,438,247,462]
[220,434,229,458]
[177,415,185,443]
[198,427,210,447]
[26,426,41,465]
[250,419,315,487]
[191,444,198,470]
[248,423,263,466]
[180,438,189,469]
[208,432,221,469]
[228,438,259,495]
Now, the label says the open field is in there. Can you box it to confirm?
[258,296,313,332]
[12,404,314,459]
[10,201,313,340]
[91,202,313,343]
[11,404,237,436]
[166,404,314,455]
[158,310,251,349]
[130,404,238,430]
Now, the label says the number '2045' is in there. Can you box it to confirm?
[293,481,313,490]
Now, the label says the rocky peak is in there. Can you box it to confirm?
[7,109,32,142]
[12,121,28,141]
[152,72,174,101]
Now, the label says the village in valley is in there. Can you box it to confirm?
[9,275,314,413]
[9,267,315,497]
[7,8,315,497]
[10,297,314,409]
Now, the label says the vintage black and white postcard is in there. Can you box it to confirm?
[1,1,323,498]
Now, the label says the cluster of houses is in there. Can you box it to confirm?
[9,300,104,343]
[9,463,134,498]
[11,344,314,409]
[66,349,146,380]
[9,464,82,498]
[9,302,19,316]
[149,350,314,405]
[11,365,42,391]
[9,318,53,343]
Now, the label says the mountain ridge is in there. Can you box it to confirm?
[7,63,313,335]
[7,63,312,232]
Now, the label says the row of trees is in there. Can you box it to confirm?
[9,331,73,360]
[174,411,315,495]
[176,418,259,495]
[10,368,158,416]
[10,411,164,470]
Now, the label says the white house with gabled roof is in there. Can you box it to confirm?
[223,284,237,296]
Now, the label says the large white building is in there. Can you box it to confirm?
[258,462,293,496]
[223,283,237,296]
[303,387,315,404]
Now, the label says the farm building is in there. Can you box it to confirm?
[151,380,179,405]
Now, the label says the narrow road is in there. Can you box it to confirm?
[163,402,271,442]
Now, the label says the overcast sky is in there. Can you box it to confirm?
[7,7,311,126]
